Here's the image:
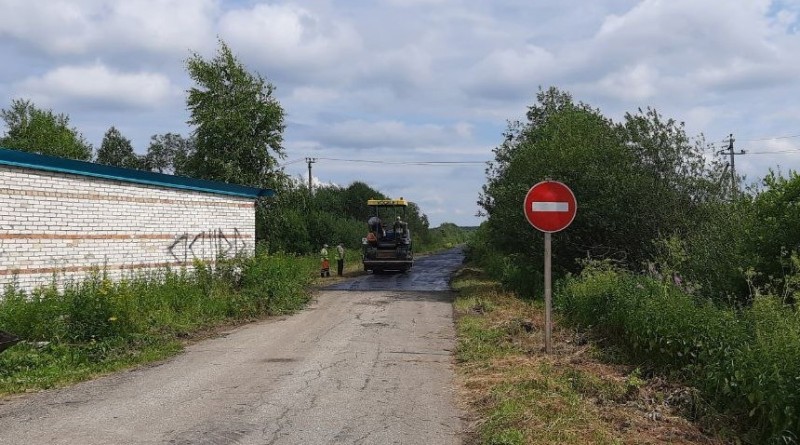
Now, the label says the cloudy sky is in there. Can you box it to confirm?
[2,0,800,226]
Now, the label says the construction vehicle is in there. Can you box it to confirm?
[362,198,413,273]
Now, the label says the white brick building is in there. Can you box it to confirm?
[0,148,272,294]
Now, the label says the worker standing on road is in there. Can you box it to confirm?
[393,216,405,245]
[336,243,345,276]
[320,244,330,277]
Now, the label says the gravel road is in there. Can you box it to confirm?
[0,248,466,444]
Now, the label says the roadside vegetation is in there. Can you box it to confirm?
[467,86,800,444]
[452,267,724,445]
[0,251,315,395]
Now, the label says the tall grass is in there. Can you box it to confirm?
[0,249,316,394]
[557,263,800,444]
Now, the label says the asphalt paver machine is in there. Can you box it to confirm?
[362,198,413,273]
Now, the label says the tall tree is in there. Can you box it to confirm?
[478,87,720,286]
[96,126,141,169]
[143,133,194,175]
[0,99,92,160]
[185,40,285,187]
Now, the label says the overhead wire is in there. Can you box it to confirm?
[278,158,307,167]
[740,148,800,155]
[741,133,800,142]
[279,157,486,167]
[315,157,486,166]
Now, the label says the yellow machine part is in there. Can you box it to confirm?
[367,198,408,206]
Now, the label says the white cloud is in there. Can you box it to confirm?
[0,0,216,56]
[0,0,94,54]
[309,120,475,151]
[218,3,361,79]
[384,0,450,5]
[99,0,217,56]
[357,45,434,93]
[288,87,341,104]
[594,63,659,101]
[463,45,556,100]
[16,63,175,109]
[582,0,800,99]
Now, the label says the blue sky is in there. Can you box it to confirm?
[2,0,800,226]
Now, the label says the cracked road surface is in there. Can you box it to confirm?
[0,248,466,444]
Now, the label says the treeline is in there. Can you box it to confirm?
[471,87,800,443]
[257,179,436,254]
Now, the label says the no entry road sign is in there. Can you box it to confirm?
[523,180,577,354]
[523,180,577,233]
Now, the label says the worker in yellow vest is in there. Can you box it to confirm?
[336,243,345,276]
[320,244,330,277]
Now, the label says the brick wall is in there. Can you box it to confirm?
[0,165,256,294]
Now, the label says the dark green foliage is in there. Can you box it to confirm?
[745,172,800,302]
[142,133,194,175]
[259,179,380,253]
[95,126,142,169]
[256,177,462,255]
[0,99,92,160]
[651,171,800,304]
[426,223,471,248]
[558,265,800,444]
[0,253,315,344]
[478,87,724,295]
[185,40,285,188]
[466,223,541,296]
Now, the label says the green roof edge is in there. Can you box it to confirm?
[0,147,274,199]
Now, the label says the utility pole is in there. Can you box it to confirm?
[305,157,317,194]
[718,134,745,199]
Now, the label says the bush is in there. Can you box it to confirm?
[0,250,315,358]
[557,264,800,443]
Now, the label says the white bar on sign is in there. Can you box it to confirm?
[532,202,569,212]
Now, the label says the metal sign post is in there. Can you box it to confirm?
[544,232,552,353]
[523,180,577,354]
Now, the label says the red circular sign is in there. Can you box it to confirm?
[523,181,577,233]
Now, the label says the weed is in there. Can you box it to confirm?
[558,265,800,443]
[0,249,316,395]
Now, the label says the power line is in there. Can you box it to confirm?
[740,149,800,155]
[742,133,800,142]
[315,157,486,166]
[279,157,486,168]
[279,158,306,167]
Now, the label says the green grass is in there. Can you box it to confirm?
[452,267,626,445]
[557,264,800,444]
[0,249,317,395]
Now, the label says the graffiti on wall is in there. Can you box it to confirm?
[167,228,249,263]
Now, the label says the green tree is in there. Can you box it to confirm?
[96,126,141,169]
[478,87,721,295]
[341,181,388,221]
[185,40,285,187]
[143,133,194,175]
[0,99,92,160]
